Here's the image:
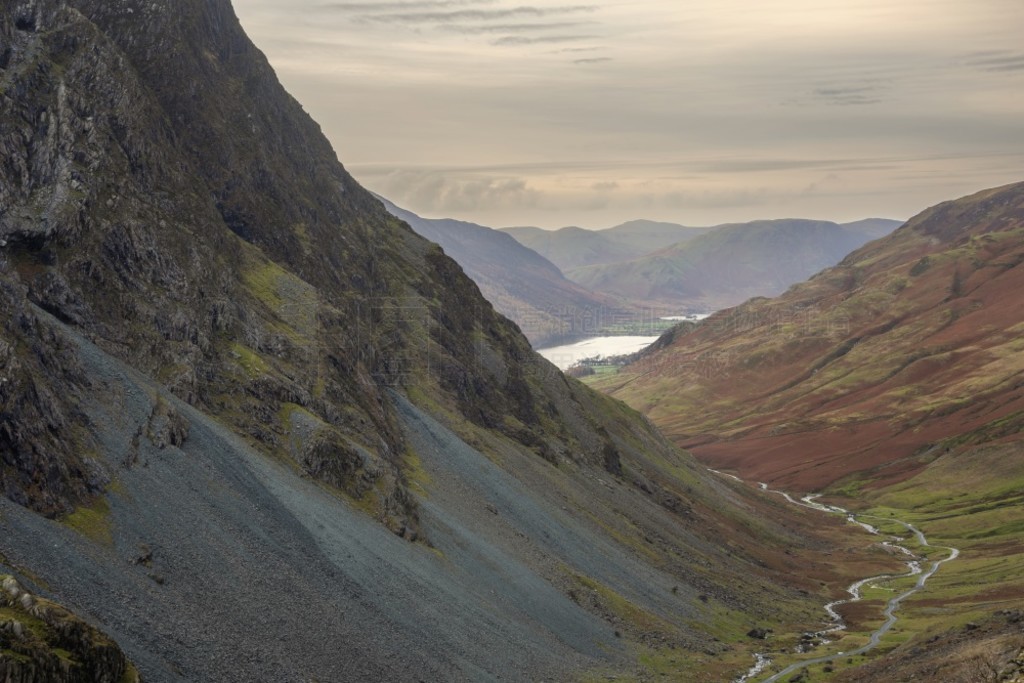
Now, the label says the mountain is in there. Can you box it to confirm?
[502,221,711,272]
[599,190,1021,488]
[842,217,906,240]
[0,2,849,681]
[379,198,632,347]
[569,219,902,309]
[597,182,1024,679]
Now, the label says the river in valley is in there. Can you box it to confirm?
[709,472,960,683]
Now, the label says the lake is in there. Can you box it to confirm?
[536,336,661,371]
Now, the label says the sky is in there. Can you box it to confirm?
[232,0,1024,229]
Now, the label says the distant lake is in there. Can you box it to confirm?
[537,336,661,371]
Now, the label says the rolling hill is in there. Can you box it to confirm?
[569,219,902,309]
[502,221,711,272]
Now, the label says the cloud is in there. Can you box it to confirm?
[438,21,591,34]
[573,57,611,65]
[493,34,596,46]
[319,1,496,11]
[366,169,544,215]
[358,5,597,24]
[964,51,1024,73]
[811,85,884,106]
[782,80,889,107]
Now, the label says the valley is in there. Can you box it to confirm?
[1,0,1022,681]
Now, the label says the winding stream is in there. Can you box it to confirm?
[711,473,960,683]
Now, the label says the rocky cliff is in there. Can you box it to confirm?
[0,0,656,533]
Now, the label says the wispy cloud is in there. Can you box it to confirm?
[366,169,543,215]
[358,5,597,24]
[964,51,1024,72]
[494,34,596,46]
[319,1,497,11]
[439,21,592,34]
[574,57,611,65]
[811,85,884,106]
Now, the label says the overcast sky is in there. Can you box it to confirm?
[233,0,1024,229]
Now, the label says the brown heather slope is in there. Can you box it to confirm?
[599,181,1024,492]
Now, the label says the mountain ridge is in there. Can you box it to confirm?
[568,218,902,308]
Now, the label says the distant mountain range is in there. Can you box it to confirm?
[380,198,641,346]
[567,218,903,309]
[502,221,712,272]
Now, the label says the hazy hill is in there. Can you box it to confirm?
[842,217,907,240]
[0,2,835,681]
[380,198,631,347]
[569,219,901,309]
[502,221,710,272]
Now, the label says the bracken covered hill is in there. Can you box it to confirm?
[602,182,1024,491]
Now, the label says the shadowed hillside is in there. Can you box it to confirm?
[381,198,639,347]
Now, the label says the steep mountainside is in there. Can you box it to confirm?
[0,2,847,680]
[381,198,634,347]
[569,219,900,309]
[502,221,710,272]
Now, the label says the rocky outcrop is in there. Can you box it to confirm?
[0,576,140,682]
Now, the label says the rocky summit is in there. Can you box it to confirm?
[0,2,834,681]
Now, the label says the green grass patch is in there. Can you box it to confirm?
[570,572,678,636]
[402,448,431,494]
[229,342,268,379]
[61,496,113,546]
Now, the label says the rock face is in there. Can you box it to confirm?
[0,0,647,530]
[0,1,828,681]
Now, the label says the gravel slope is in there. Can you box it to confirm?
[0,313,627,682]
